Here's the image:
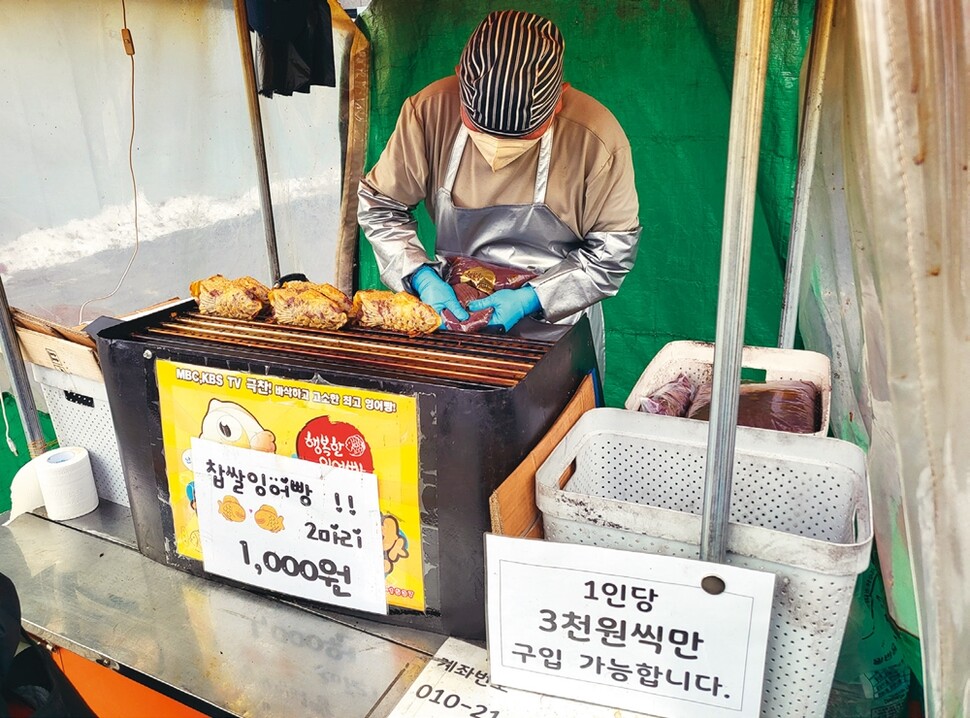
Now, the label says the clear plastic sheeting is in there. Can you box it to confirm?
[0,0,356,326]
[797,1,970,714]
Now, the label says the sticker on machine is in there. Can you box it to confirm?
[154,360,425,612]
[191,438,387,614]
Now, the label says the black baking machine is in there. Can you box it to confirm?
[95,300,596,638]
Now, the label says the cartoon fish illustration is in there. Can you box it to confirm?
[254,504,285,533]
[200,399,276,452]
[218,495,246,522]
[382,514,409,575]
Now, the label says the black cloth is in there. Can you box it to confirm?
[1,573,98,718]
[0,575,19,685]
[247,0,336,97]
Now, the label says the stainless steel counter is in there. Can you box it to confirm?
[0,511,446,717]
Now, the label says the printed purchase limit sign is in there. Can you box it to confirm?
[485,535,775,718]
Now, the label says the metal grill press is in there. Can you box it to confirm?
[95,299,597,639]
[134,311,551,388]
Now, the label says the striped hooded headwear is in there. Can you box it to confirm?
[458,10,565,138]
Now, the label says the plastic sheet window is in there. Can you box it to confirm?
[0,0,354,327]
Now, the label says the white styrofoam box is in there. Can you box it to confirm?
[536,409,872,718]
[624,340,832,436]
[30,364,130,507]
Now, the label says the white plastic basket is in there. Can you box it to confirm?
[536,408,872,717]
[624,340,832,436]
[31,364,130,507]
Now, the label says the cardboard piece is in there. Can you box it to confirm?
[14,311,103,384]
[488,373,596,538]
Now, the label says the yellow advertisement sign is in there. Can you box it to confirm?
[156,360,424,611]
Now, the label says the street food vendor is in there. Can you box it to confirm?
[357,9,641,371]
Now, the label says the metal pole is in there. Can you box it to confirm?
[233,0,281,284]
[778,0,835,349]
[0,278,46,458]
[700,0,775,564]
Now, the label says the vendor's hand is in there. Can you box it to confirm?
[467,286,541,332]
[410,265,469,326]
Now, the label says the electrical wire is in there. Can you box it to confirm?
[78,0,139,326]
[2,394,17,456]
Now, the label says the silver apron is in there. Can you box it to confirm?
[433,124,605,371]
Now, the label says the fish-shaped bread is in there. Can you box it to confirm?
[352,290,439,336]
[268,281,352,330]
[190,274,269,320]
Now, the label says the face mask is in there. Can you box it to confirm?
[467,128,542,172]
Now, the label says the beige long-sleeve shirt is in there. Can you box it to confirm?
[358,76,641,323]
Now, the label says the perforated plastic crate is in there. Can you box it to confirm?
[536,408,871,717]
[624,340,832,436]
[31,364,129,507]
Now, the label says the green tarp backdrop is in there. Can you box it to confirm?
[0,395,56,513]
[356,0,814,407]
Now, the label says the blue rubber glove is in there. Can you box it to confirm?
[467,286,541,332]
[410,265,469,324]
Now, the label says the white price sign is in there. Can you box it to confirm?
[389,638,656,718]
[485,535,775,718]
[191,438,386,614]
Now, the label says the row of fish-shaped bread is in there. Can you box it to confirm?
[190,275,439,335]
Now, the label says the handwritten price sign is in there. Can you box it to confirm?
[191,438,386,614]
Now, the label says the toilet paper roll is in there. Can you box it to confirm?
[3,447,100,526]
[36,447,100,521]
